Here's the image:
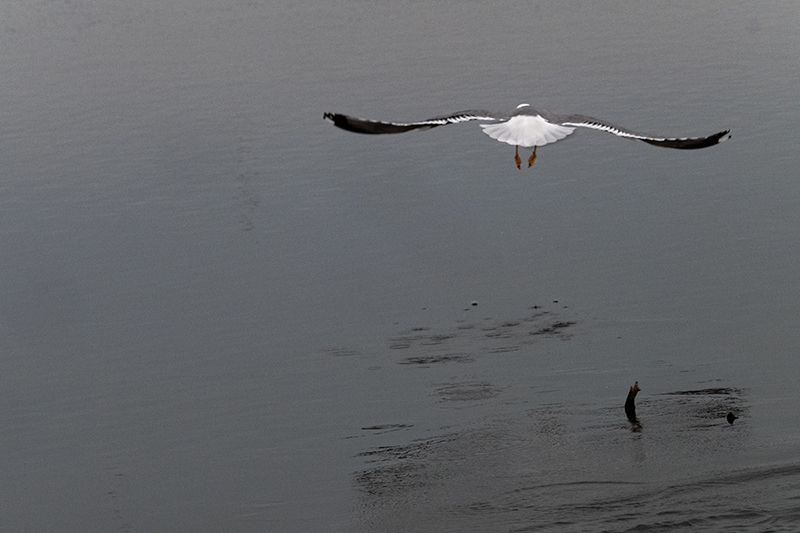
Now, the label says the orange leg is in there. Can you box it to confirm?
[527,146,537,168]
[514,145,522,169]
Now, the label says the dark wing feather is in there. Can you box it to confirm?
[638,130,731,149]
[555,113,730,150]
[323,111,497,135]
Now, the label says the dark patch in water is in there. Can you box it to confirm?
[389,341,414,350]
[522,310,550,322]
[354,433,459,496]
[530,321,576,337]
[663,387,741,396]
[435,381,501,403]
[323,347,360,357]
[420,334,455,345]
[650,387,748,426]
[487,345,519,354]
[399,353,473,365]
[386,304,578,362]
[362,424,413,432]
[354,461,424,496]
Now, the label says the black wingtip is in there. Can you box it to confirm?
[640,128,732,150]
[324,112,372,134]
[323,112,365,133]
[323,112,421,135]
[323,112,344,127]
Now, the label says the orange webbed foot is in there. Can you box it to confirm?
[514,145,522,169]
[527,146,537,168]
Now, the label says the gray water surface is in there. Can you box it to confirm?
[1,1,799,531]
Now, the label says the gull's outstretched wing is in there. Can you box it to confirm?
[554,113,731,150]
[323,111,498,135]
[324,107,731,150]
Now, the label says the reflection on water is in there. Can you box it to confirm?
[387,305,578,359]
[346,302,789,532]
[658,387,747,428]
[354,370,770,532]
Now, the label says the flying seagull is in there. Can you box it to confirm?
[323,104,731,169]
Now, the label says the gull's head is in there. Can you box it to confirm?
[516,103,530,109]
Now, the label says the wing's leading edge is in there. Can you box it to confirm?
[323,111,497,135]
[557,114,731,149]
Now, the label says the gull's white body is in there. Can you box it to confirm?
[481,107,575,147]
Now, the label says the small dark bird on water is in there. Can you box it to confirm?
[625,381,641,422]
[727,412,737,424]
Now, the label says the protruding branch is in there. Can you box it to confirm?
[625,381,641,422]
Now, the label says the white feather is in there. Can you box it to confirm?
[480,115,575,147]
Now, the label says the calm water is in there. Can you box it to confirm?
[2,1,800,531]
